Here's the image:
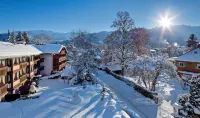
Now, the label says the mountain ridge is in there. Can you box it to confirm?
[1,25,200,45]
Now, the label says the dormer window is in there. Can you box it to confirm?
[178,62,185,67]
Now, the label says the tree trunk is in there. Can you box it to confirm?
[151,71,160,91]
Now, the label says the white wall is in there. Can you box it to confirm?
[40,54,53,76]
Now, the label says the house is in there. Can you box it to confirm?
[0,42,41,101]
[33,44,67,76]
[170,48,200,83]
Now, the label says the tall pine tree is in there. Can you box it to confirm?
[186,34,198,51]
[10,31,16,44]
[16,31,24,42]
[7,29,11,42]
[22,32,29,44]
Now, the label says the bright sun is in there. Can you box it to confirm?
[158,15,172,28]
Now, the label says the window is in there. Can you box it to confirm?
[178,62,185,67]
[196,64,200,69]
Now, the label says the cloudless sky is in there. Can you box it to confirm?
[0,0,200,33]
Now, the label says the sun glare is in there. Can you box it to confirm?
[158,15,172,28]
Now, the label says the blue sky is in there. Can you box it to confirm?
[0,0,200,33]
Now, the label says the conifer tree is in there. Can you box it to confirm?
[22,32,29,44]
[10,31,16,44]
[16,31,23,42]
[7,29,11,42]
[186,34,198,51]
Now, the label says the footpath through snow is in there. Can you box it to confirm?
[95,70,159,118]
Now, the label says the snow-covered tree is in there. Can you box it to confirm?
[186,34,198,51]
[10,31,16,44]
[7,29,11,42]
[127,54,178,91]
[22,32,29,44]
[164,42,183,57]
[68,31,101,85]
[178,78,200,117]
[31,34,52,44]
[16,31,24,43]
[104,11,135,76]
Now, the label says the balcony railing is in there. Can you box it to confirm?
[34,59,40,64]
[0,84,8,96]
[20,62,27,69]
[30,61,34,66]
[20,74,27,83]
[0,66,8,76]
[59,56,66,62]
[34,69,38,74]
[59,62,67,70]
[13,79,20,89]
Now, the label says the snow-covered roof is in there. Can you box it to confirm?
[178,71,200,77]
[168,57,178,62]
[174,48,200,62]
[0,41,42,59]
[33,44,66,54]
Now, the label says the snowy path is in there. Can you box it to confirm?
[96,70,159,118]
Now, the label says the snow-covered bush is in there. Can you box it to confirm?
[178,78,200,117]
[126,54,178,91]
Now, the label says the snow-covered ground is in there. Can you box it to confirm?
[95,70,159,118]
[125,73,189,117]
[0,77,130,118]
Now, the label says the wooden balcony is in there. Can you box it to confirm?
[59,56,66,62]
[20,74,27,83]
[0,66,8,77]
[30,71,35,79]
[13,64,20,71]
[59,62,67,70]
[34,59,40,64]
[34,69,38,74]
[20,62,27,69]
[13,74,27,89]
[0,84,8,97]
[30,61,34,66]
[13,79,20,89]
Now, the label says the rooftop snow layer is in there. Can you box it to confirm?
[174,48,200,62]
[0,41,42,59]
[33,44,65,54]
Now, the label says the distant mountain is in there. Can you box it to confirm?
[0,25,200,46]
[149,25,200,45]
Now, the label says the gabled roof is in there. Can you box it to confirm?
[174,48,200,62]
[0,41,42,59]
[32,44,66,54]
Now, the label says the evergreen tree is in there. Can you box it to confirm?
[178,78,200,117]
[16,31,24,42]
[7,29,11,42]
[186,34,198,51]
[10,31,16,44]
[22,32,29,44]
